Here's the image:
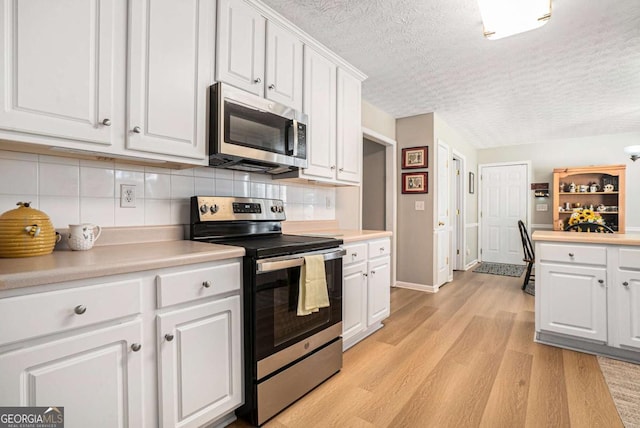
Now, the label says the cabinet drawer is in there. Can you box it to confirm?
[0,279,141,347]
[619,248,640,270]
[368,239,391,259]
[538,243,606,265]
[156,260,241,308]
[343,243,367,265]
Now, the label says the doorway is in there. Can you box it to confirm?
[478,162,530,265]
[451,152,465,271]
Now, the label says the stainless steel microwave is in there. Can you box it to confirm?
[209,83,308,174]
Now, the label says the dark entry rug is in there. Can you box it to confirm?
[473,262,526,278]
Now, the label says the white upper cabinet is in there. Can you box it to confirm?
[0,0,119,148]
[336,68,362,183]
[216,0,266,96]
[217,0,303,111]
[127,0,215,161]
[302,46,337,179]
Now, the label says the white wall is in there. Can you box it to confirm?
[477,132,640,231]
[0,150,336,228]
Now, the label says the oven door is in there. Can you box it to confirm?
[254,248,344,364]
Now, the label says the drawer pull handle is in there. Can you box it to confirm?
[623,281,629,287]
[568,253,575,257]
[131,343,142,352]
[371,270,376,275]
[202,281,211,288]
[74,305,87,315]
[352,253,357,258]
[598,279,604,284]
[380,247,385,252]
[165,333,174,342]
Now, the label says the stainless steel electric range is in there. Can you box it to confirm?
[190,196,344,426]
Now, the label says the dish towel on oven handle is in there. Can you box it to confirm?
[297,254,330,316]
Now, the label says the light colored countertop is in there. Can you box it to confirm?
[295,229,393,243]
[0,241,244,291]
[532,231,640,246]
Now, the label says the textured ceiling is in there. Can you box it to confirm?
[260,0,640,148]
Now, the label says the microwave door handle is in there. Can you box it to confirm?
[285,119,298,157]
[256,248,346,273]
[291,119,298,158]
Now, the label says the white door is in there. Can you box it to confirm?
[367,256,391,326]
[336,69,362,183]
[157,296,242,428]
[452,157,464,270]
[0,0,118,147]
[480,163,529,264]
[216,0,265,95]
[302,46,336,180]
[436,140,451,286]
[127,0,214,161]
[539,264,607,341]
[265,21,303,111]
[0,321,143,428]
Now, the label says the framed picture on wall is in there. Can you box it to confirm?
[401,146,428,169]
[402,172,428,194]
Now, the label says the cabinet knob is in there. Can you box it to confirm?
[74,305,87,315]
[268,84,275,90]
[352,252,357,258]
[380,247,385,252]
[339,167,344,172]
[165,333,174,342]
[623,281,629,287]
[132,126,142,134]
[330,165,336,170]
[202,280,211,288]
[371,270,376,275]
[438,222,445,226]
[131,343,142,352]
[598,279,604,284]
[363,273,368,278]
[101,118,112,126]
[254,77,262,84]
[568,253,575,257]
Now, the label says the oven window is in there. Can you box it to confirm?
[225,101,289,155]
[254,258,342,360]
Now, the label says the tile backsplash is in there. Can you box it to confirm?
[0,150,335,228]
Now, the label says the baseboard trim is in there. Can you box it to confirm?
[535,331,640,364]
[395,281,439,293]
[464,260,479,271]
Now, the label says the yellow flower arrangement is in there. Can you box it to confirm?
[568,208,604,226]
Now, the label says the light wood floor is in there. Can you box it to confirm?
[229,269,622,427]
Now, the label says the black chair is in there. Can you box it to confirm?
[518,220,535,290]
[565,222,614,233]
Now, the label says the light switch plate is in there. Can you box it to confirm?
[536,204,548,212]
[415,201,425,211]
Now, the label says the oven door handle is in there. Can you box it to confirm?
[256,248,346,273]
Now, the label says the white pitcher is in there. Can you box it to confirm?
[67,224,102,251]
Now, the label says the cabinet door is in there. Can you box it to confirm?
[0,0,119,147]
[342,262,367,345]
[336,68,362,184]
[157,296,242,428]
[302,46,337,180]
[0,320,143,428]
[615,271,640,350]
[127,0,214,161]
[539,263,607,341]
[216,0,265,95]
[368,256,391,326]
[265,21,303,111]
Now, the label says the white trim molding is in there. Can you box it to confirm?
[395,281,439,294]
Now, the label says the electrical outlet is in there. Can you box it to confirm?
[120,184,136,208]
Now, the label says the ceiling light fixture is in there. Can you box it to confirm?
[478,0,552,40]
[624,145,640,162]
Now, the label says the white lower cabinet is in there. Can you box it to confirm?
[157,296,242,428]
[0,320,143,428]
[0,257,243,428]
[535,241,640,362]
[342,238,391,350]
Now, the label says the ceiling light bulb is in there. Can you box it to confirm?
[478,0,552,40]
[624,145,640,161]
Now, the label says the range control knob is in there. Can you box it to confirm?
[209,204,219,214]
[271,206,278,213]
[278,206,284,213]
[199,204,208,214]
